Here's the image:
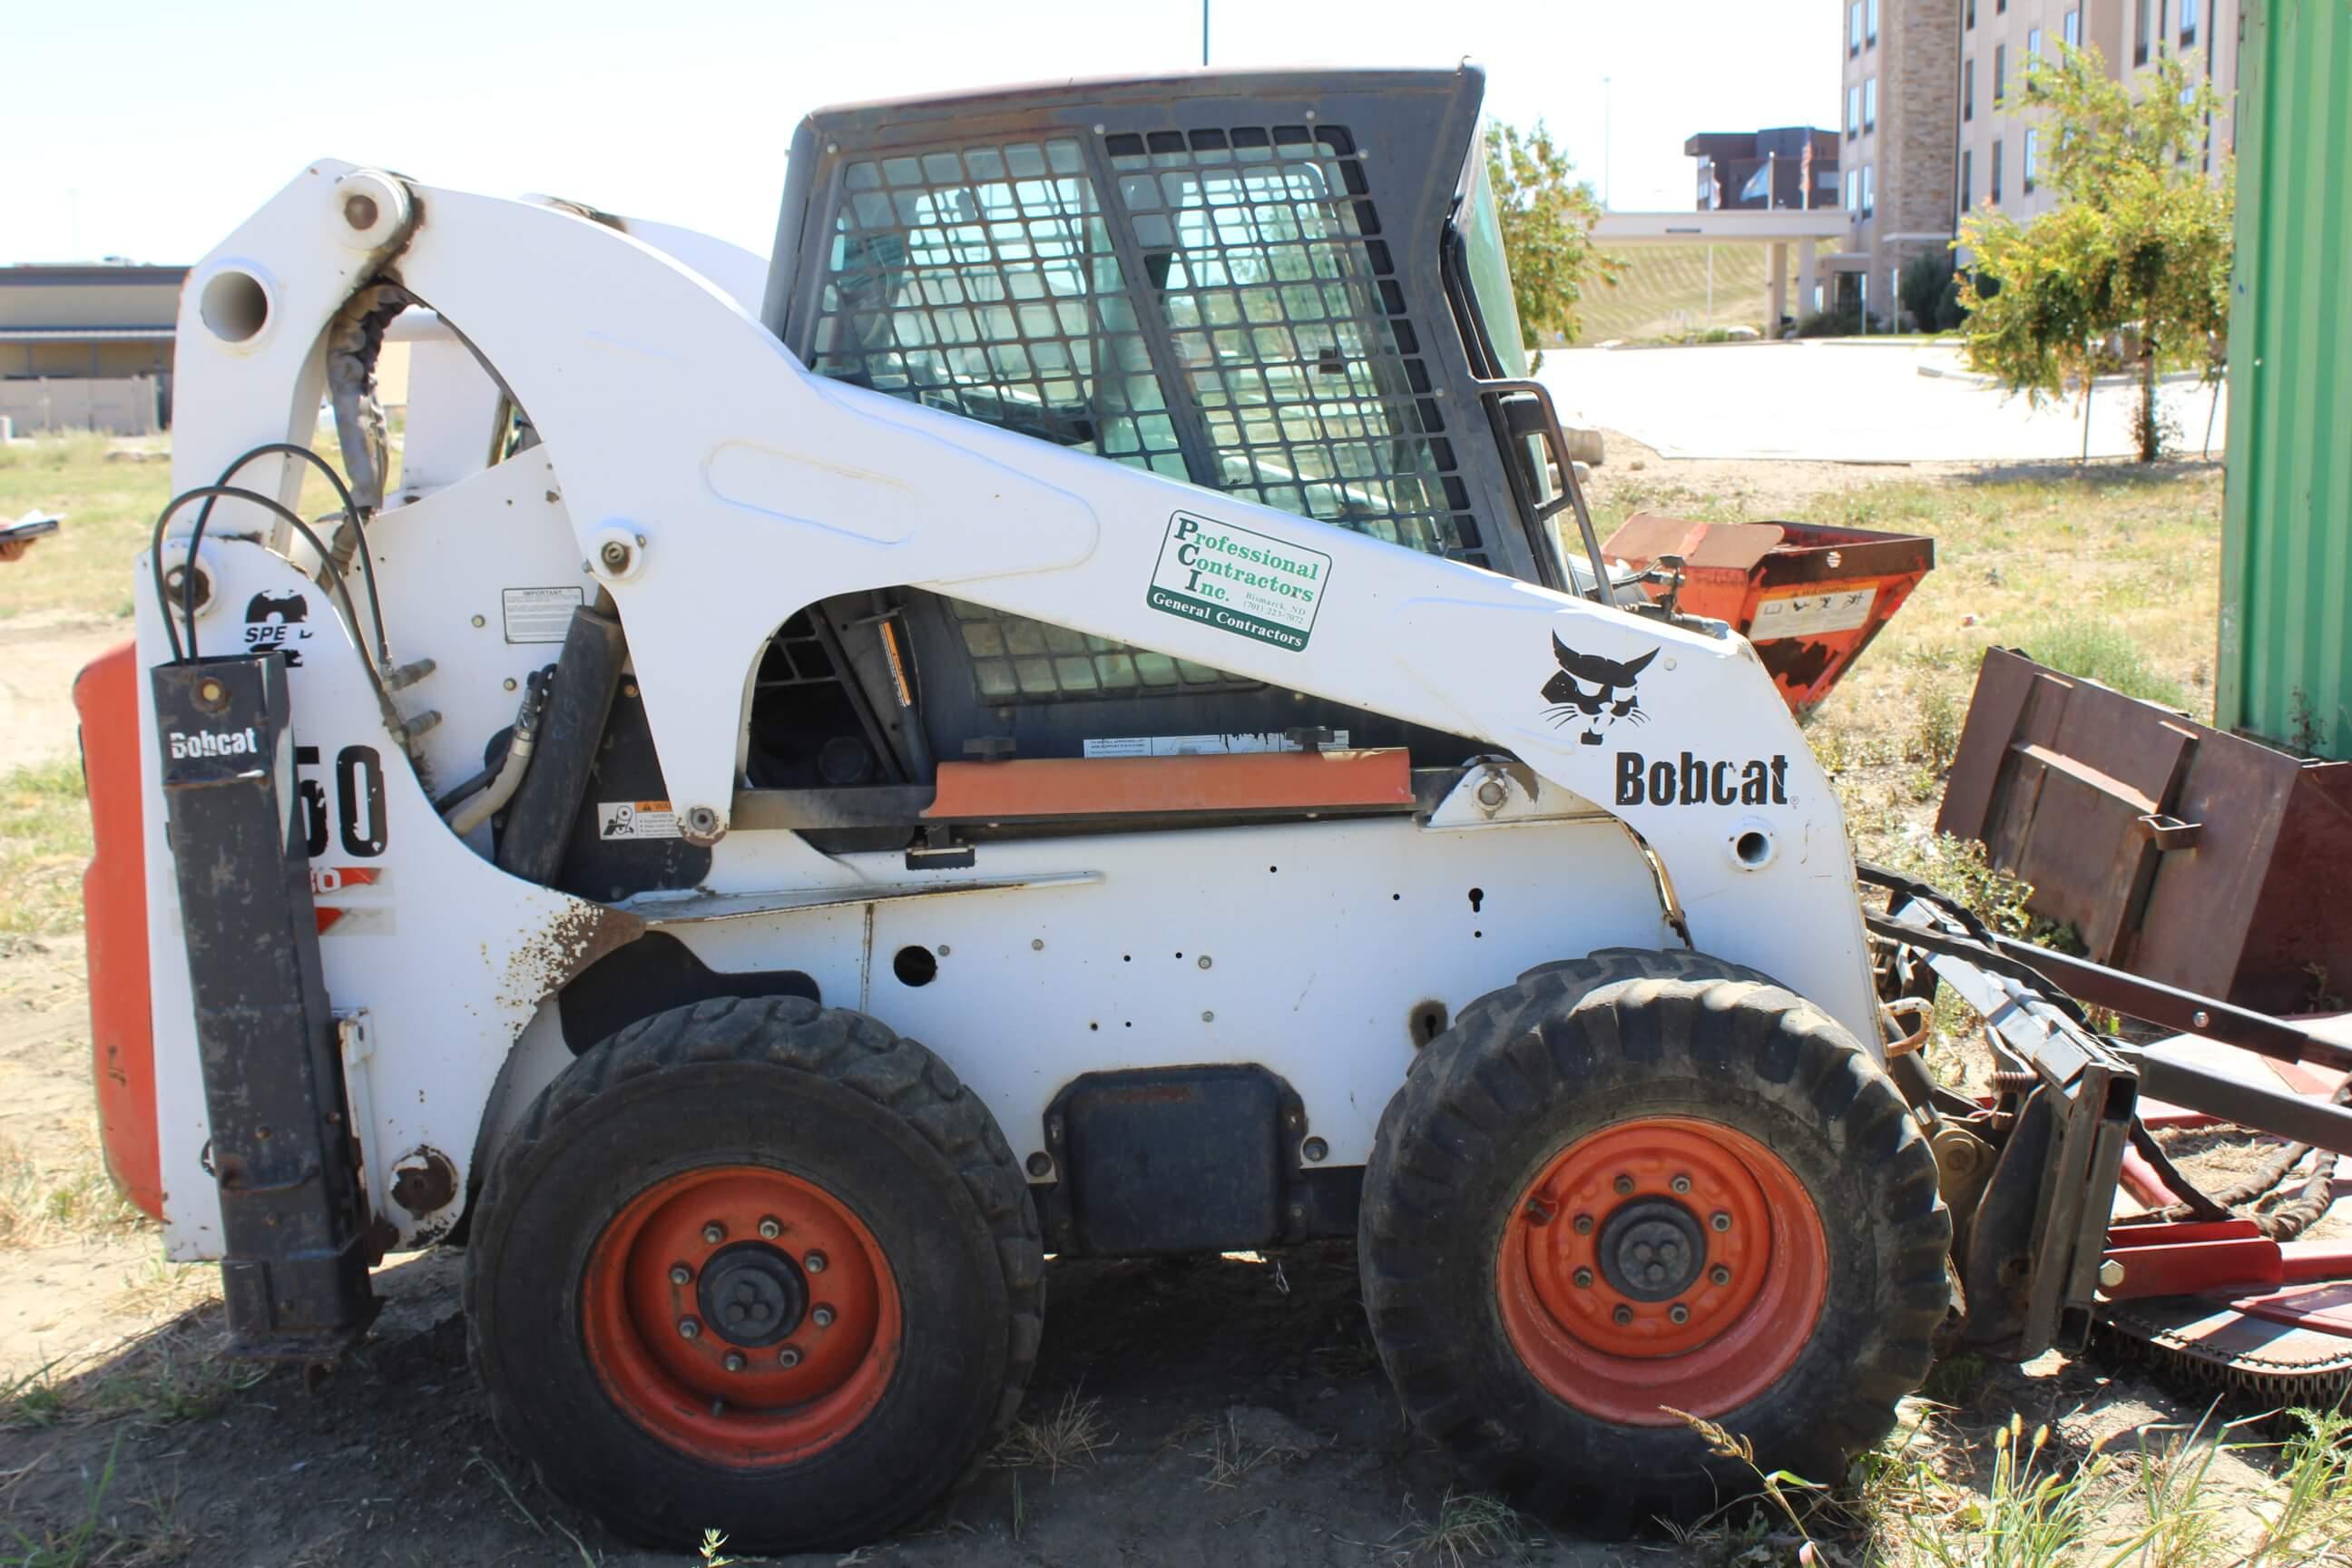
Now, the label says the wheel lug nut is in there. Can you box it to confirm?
[722,1351,746,1373]
[1669,1304,1690,1325]
[677,1318,701,1340]
[1572,1268,1593,1289]
[804,1250,828,1274]
[701,1221,726,1245]
[1710,1265,1731,1286]
[1710,1211,1732,1232]
[1612,1304,1633,1326]
[759,1216,782,1240]
[1573,1213,1594,1235]
[779,1346,803,1368]
[1670,1173,1692,1194]
[1612,1174,1635,1196]
[669,1263,692,1286]
[813,1305,837,1328]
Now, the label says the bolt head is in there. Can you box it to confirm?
[1612,1304,1634,1326]
[2192,1009,2212,1029]
[1573,1213,1595,1235]
[778,1346,803,1368]
[758,1216,782,1240]
[721,1351,747,1373]
[2098,1258,2126,1290]
[1613,1174,1635,1196]
[1669,1303,1690,1324]
[1573,1268,1594,1289]
[1197,955,1213,970]
[600,539,631,568]
[669,1263,692,1287]
[677,1318,701,1340]
[1475,779,1507,808]
[343,192,379,230]
[1710,1265,1731,1287]
[1302,1136,1328,1163]
[701,1221,726,1245]
[1710,1211,1732,1232]
[803,1250,828,1274]
[1670,1173,1692,1194]
[813,1305,836,1328]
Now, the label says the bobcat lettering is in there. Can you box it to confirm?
[1616,750,1789,808]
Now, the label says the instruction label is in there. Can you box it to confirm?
[1082,730,1352,759]
[1146,512,1329,652]
[598,800,681,840]
[502,585,584,644]
[1751,586,1877,641]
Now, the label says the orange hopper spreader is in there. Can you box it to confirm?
[1601,511,1936,714]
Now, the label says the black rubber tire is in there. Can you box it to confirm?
[464,996,1044,1553]
[1360,948,1949,1529]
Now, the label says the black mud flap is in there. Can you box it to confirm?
[152,655,376,1357]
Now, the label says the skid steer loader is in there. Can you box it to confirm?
[74,65,2352,1553]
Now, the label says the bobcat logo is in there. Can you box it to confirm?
[1541,634,1657,746]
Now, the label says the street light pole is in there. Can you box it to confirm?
[1201,0,1210,67]
[1602,75,1613,207]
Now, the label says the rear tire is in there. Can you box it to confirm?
[465,996,1043,1553]
[1359,949,1948,1528]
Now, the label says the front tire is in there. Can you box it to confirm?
[465,997,1043,1552]
[1359,950,1948,1527]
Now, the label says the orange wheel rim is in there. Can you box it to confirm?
[1496,1117,1828,1426]
[583,1164,900,1465]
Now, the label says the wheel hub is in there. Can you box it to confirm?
[1597,1199,1704,1302]
[697,1241,808,1347]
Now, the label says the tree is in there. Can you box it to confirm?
[1958,45,2232,461]
[1483,122,1623,359]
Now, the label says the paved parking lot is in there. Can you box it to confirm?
[1542,340,2230,464]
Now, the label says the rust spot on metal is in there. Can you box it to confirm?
[389,1148,457,1216]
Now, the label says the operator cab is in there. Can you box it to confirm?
[740,66,1605,798]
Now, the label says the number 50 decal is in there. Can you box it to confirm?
[294,744,388,858]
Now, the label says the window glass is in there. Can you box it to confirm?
[1965,58,1975,120]
[1457,150,1530,378]
[1846,168,1859,209]
[2064,8,2082,47]
[2029,27,2043,61]
[1992,139,2004,201]
[1862,164,1876,217]
[1961,149,1974,211]
[1850,3,1863,51]
[1995,44,2007,99]
[1865,78,1878,129]
[1867,0,1879,44]
[2024,129,2039,193]
[2181,0,2199,45]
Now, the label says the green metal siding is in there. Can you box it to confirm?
[2219,0,2352,758]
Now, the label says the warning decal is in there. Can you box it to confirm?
[598,800,681,840]
[1751,587,1877,641]
[502,586,584,644]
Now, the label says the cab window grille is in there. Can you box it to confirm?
[1103,124,1479,564]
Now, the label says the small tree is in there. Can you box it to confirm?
[1483,122,1623,359]
[1959,45,2232,461]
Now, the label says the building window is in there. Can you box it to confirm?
[2181,0,2199,47]
[1862,163,1876,217]
[1867,0,1879,44]
[2028,27,2043,63]
[1964,58,1975,121]
[2064,8,2082,48]
[1849,2,1864,54]
[1997,0,2007,12]
[1991,138,2004,203]
[1865,77,1878,131]
[1847,167,1859,211]
[2136,0,2152,64]
[1962,149,1974,212]
[1994,44,2007,101]
[1966,0,1976,26]
[2024,129,2039,193]
[1848,83,1862,138]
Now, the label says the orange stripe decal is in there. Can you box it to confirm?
[924,749,1415,821]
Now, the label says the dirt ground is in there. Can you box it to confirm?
[1,440,2340,1566]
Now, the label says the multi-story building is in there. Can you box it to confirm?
[1686,127,1841,211]
[1954,0,2238,232]
[1836,0,2238,321]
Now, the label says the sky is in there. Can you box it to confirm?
[0,0,1843,266]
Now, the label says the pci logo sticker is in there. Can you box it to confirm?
[1146,512,1329,652]
[243,590,314,665]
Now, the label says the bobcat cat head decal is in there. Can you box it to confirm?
[1541,633,1657,745]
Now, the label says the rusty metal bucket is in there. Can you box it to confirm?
[1939,647,2352,1014]
[1601,512,1935,713]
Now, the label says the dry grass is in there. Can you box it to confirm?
[5,1433,196,1568]
[0,1131,144,1250]
[993,1388,1112,1479]
[0,760,95,940]
[1381,1489,1543,1566]
[1567,243,1772,344]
